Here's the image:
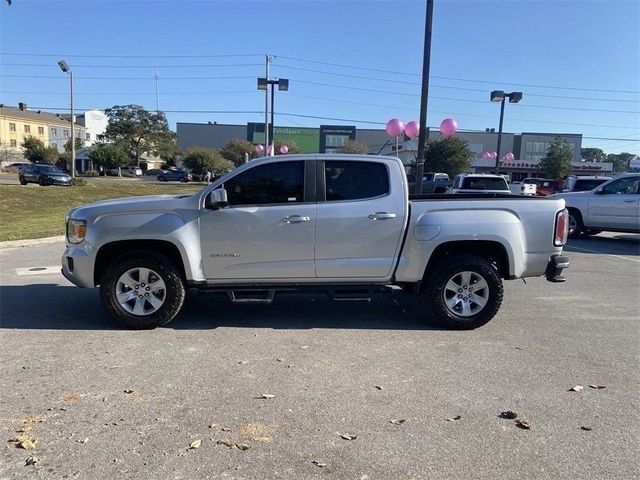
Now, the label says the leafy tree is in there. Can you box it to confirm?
[103,105,177,166]
[423,136,473,178]
[538,137,574,179]
[581,147,606,163]
[64,138,85,161]
[182,147,232,175]
[338,139,370,154]
[220,138,257,167]
[606,152,635,173]
[274,139,301,155]
[88,143,130,176]
[21,136,59,164]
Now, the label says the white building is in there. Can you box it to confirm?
[61,109,108,146]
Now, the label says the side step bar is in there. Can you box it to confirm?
[227,290,276,304]
[330,288,373,302]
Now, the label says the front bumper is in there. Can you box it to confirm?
[61,244,95,288]
[50,177,72,186]
[545,255,570,283]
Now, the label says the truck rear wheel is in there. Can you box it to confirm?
[567,209,584,238]
[423,254,503,330]
[99,251,185,329]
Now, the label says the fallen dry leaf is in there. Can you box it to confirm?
[260,394,275,399]
[25,456,38,466]
[189,439,202,449]
[339,434,357,441]
[389,419,405,425]
[580,426,592,431]
[446,416,462,422]
[276,358,284,362]
[217,438,235,448]
[64,393,79,403]
[124,389,134,394]
[16,426,32,433]
[515,419,532,430]
[8,433,38,450]
[569,385,584,392]
[589,385,606,390]
[78,437,89,444]
[312,460,327,468]
[23,415,44,424]
[236,443,251,451]
[374,385,383,390]
[499,411,518,419]
[221,427,231,432]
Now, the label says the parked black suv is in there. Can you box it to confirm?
[157,169,192,182]
[19,164,72,186]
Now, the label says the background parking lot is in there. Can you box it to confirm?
[1,233,638,479]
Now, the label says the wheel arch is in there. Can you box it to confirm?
[94,239,187,286]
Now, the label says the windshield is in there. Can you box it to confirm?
[461,177,508,190]
[39,165,62,174]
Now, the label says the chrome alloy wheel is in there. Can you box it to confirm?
[442,270,490,317]
[115,267,166,316]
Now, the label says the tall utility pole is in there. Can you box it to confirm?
[154,71,160,112]
[264,55,272,156]
[70,70,75,177]
[415,0,434,194]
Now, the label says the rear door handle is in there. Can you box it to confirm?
[282,215,311,223]
[368,212,397,220]
[623,200,635,203]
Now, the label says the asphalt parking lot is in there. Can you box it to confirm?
[1,234,638,480]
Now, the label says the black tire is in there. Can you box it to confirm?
[38,177,49,186]
[158,176,165,182]
[19,176,27,185]
[422,254,503,330]
[179,176,187,183]
[99,251,185,329]
[567,209,583,238]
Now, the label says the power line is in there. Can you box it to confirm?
[0,52,264,58]
[0,74,257,80]
[0,62,263,69]
[277,55,640,94]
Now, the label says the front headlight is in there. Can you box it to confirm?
[66,219,87,244]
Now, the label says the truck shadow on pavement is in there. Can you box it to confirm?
[565,234,640,256]
[0,284,443,331]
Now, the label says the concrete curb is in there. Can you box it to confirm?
[0,235,65,249]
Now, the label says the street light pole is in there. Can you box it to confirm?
[270,82,275,152]
[495,96,505,171]
[58,59,75,178]
[264,55,271,156]
[415,0,434,194]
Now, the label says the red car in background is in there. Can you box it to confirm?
[522,178,564,196]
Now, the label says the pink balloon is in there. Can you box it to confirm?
[504,152,515,161]
[254,144,264,153]
[279,145,289,155]
[386,118,405,137]
[404,120,419,139]
[490,152,497,159]
[482,151,491,160]
[439,118,458,137]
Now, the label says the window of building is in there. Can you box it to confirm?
[85,133,90,141]
[9,122,16,132]
[38,126,44,135]
[10,139,17,148]
[325,135,349,148]
[63,130,69,138]
[223,161,305,206]
[324,161,389,201]
[51,128,57,137]
[24,125,31,133]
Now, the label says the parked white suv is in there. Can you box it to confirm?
[548,174,640,237]
[449,173,511,195]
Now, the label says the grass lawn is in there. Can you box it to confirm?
[0,182,203,241]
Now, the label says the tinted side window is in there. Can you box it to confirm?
[602,177,640,195]
[223,161,304,206]
[462,177,508,190]
[325,161,389,201]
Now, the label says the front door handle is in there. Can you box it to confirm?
[282,215,311,223]
[623,200,635,203]
[368,212,397,220]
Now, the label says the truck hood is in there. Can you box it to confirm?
[68,194,194,220]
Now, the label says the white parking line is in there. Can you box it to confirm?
[15,266,61,276]
[567,245,640,263]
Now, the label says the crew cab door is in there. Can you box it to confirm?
[588,176,640,230]
[315,158,407,279]
[200,159,317,280]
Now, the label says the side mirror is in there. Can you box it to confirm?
[594,188,604,195]
[205,188,229,210]
[433,185,449,194]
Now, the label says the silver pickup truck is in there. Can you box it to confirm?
[62,154,569,330]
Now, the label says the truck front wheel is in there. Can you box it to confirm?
[99,251,185,329]
[423,254,503,330]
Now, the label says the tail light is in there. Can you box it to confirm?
[554,209,568,246]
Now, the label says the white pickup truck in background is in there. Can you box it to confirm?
[62,154,570,330]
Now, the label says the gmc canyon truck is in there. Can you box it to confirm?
[62,154,570,330]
